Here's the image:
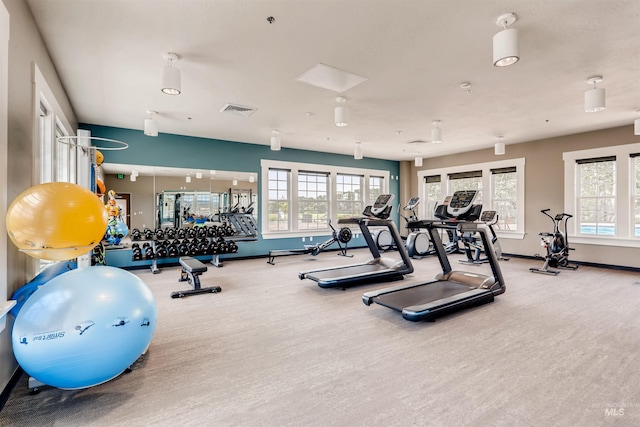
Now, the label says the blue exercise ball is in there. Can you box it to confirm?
[10,261,77,318]
[12,266,157,389]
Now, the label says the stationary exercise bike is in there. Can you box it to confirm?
[530,209,578,275]
[459,210,508,265]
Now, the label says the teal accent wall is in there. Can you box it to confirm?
[82,124,400,266]
[82,124,399,178]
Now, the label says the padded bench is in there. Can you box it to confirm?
[171,256,222,298]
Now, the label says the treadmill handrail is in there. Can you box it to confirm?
[362,219,506,321]
[300,216,414,286]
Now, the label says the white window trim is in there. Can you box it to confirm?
[261,159,390,239]
[1,1,15,332]
[563,142,640,248]
[417,158,526,240]
[33,63,74,184]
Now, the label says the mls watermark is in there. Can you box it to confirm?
[591,402,640,417]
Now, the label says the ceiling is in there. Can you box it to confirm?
[26,0,640,161]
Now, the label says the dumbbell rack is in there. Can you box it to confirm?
[130,225,245,271]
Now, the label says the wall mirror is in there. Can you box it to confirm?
[100,163,258,231]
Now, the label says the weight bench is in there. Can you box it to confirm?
[171,256,222,298]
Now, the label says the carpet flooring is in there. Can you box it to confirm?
[1,248,640,426]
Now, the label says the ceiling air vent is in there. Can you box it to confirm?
[220,103,257,117]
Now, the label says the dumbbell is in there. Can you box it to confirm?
[143,228,154,240]
[177,229,187,239]
[227,240,238,253]
[155,246,167,258]
[144,245,155,259]
[155,228,165,240]
[167,245,179,257]
[178,243,190,256]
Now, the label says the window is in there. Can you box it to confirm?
[423,175,442,219]
[261,160,390,238]
[563,143,640,246]
[491,167,518,230]
[38,101,53,183]
[195,193,211,217]
[576,156,616,236]
[336,174,363,219]
[55,123,69,182]
[368,176,384,204]
[34,64,75,273]
[418,158,525,238]
[633,154,640,237]
[298,171,328,230]
[268,168,290,231]
[35,65,74,186]
[448,170,483,205]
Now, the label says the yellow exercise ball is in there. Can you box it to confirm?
[6,182,109,261]
[95,150,104,166]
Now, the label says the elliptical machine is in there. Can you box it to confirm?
[373,197,433,258]
[530,209,578,275]
[403,198,433,258]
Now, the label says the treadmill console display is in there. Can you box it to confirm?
[446,190,478,217]
[370,194,394,217]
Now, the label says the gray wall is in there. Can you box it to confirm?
[2,0,77,394]
[407,125,639,267]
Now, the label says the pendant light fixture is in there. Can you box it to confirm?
[584,76,605,112]
[335,96,348,127]
[493,13,519,67]
[144,110,158,137]
[495,136,505,155]
[415,156,423,167]
[431,120,442,143]
[354,142,363,160]
[270,130,281,151]
[161,52,181,95]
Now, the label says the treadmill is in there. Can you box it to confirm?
[362,190,506,322]
[298,194,414,288]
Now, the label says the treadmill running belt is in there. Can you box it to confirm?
[373,280,475,310]
[305,264,403,288]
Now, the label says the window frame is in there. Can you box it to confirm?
[33,63,75,186]
[417,158,525,239]
[33,64,75,274]
[261,159,390,239]
[563,143,640,247]
[297,170,330,230]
